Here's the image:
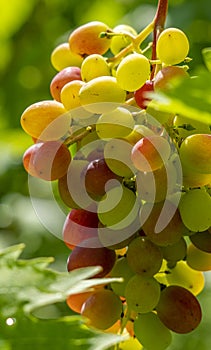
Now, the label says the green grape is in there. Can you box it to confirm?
[156,27,189,65]
[140,200,184,246]
[110,24,137,55]
[160,237,187,267]
[50,67,82,102]
[110,257,135,297]
[79,77,126,113]
[179,188,211,232]
[81,54,110,82]
[96,107,135,139]
[166,260,205,296]
[20,100,70,140]
[69,21,111,56]
[50,42,83,71]
[98,185,140,230]
[81,289,122,330]
[182,163,211,188]
[60,80,85,110]
[134,312,172,350]
[186,243,211,271]
[104,138,137,177]
[116,53,150,92]
[179,134,211,174]
[136,160,178,203]
[119,337,142,350]
[131,135,171,172]
[125,274,161,313]
[126,236,163,277]
[190,230,211,253]
[156,285,202,334]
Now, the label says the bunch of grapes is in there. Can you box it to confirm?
[20,2,211,349]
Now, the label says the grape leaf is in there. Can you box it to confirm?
[0,244,122,317]
[202,48,211,72]
[149,69,211,126]
[0,314,128,350]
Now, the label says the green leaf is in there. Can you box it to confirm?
[202,48,211,72]
[0,315,128,350]
[149,69,211,126]
[0,244,122,317]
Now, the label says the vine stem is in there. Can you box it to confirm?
[150,0,168,79]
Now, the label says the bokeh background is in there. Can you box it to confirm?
[0,0,211,348]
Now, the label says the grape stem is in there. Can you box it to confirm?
[64,125,94,147]
[150,0,168,79]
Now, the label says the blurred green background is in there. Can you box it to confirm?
[0,0,211,348]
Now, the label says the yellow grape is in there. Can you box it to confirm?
[61,80,85,110]
[179,134,211,174]
[69,21,111,56]
[166,260,205,296]
[119,337,142,350]
[156,27,189,65]
[186,243,211,271]
[116,53,150,92]
[79,76,126,113]
[110,24,137,55]
[20,100,70,140]
[50,42,83,71]
[81,54,110,82]
[96,107,135,139]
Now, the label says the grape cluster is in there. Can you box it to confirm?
[20,15,211,350]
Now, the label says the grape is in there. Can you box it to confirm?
[97,185,140,230]
[154,66,189,91]
[179,188,211,232]
[136,160,178,203]
[63,208,99,249]
[182,164,211,188]
[20,100,70,140]
[84,158,121,197]
[96,107,135,139]
[116,53,150,92]
[67,239,116,277]
[50,67,82,102]
[50,43,83,71]
[190,230,211,253]
[110,24,137,55]
[173,114,211,140]
[134,80,154,109]
[66,291,94,313]
[125,124,155,145]
[81,289,122,330]
[24,141,71,181]
[126,236,163,277]
[125,274,161,313]
[23,143,42,177]
[156,285,202,334]
[131,135,171,172]
[186,243,211,271]
[110,257,135,297]
[79,77,127,113]
[179,134,211,174]
[156,27,189,65]
[140,200,184,246]
[81,54,111,82]
[104,138,137,177]
[69,21,111,57]
[60,80,85,110]
[119,337,142,350]
[161,237,187,267]
[134,312,172,350]
[166,260,205,296]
